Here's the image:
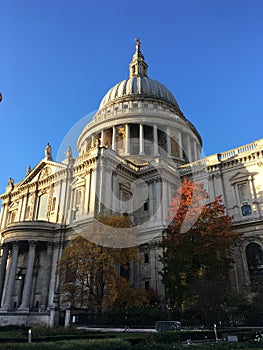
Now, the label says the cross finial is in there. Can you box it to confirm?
[135,38,141,52]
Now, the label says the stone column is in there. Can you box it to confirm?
[0,244,9,305]
[194,141,198,161]
[187,135,192,162]
[156,180,162,223]
[1,242,19,309]
[111,171,118,213]
[17,196,25,222]
[153,180,157,222]
[91,135,95,148]
[40,243,53,310]
[166,126,171,156]
[153,124,159,156]
[100,130,105,147]
[84,139,88,152]
[162,180,168,225]
[178,131,183,159]
[0,204,4,228]
[19,241,37,310]
[89,169,97,216]
[0,204,8,230]
[97,158,105,214]
[148,181,154,225]
[84,172,91,215]
[139,124,145,155]
[112,126,116,151]
[125,124,130,155]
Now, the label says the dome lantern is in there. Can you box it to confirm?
[129,38,148,78]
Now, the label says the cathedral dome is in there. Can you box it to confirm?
[98,38,179,111]
[99,77,179,110]
[78,39,202,160]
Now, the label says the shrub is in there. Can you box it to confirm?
[144,331,181,344]
[134,343,183,350]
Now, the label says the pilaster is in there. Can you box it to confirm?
[40,243,53,310]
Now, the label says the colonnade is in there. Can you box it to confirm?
[0,241,55,312]
[86,123,200,162]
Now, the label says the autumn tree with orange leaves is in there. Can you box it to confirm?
[58,214,149,315]
[160,178,240,315]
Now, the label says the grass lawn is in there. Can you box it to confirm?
[0,326,263,349]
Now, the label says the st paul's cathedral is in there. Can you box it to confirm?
[0,40,262,326]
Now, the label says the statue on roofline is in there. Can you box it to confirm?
[8,177,14,187]
[45,143,53,161]
[66,146,72,160]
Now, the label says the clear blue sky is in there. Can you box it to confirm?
[0,0,263,194]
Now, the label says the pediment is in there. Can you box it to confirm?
[19,160,67,186]
[70,176,85,188]
[8,201,19,210]
[229,171,256,184]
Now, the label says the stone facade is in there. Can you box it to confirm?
[0,41,262,326]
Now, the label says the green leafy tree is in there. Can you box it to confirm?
[160,177,240,316]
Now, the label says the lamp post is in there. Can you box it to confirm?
[214,324,218,342]
[28,328,32,343]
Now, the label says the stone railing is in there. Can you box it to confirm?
[82,101,181,133]
[219,141,259,160]
[179,138,263,176]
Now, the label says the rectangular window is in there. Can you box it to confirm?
[238,183,250,203]
[145,280,150,291]
[9,211,16,224]
[144,253,149,263]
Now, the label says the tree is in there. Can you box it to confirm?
[160,177,240,317]
[58,214,148,314]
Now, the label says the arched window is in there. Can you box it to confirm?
[246,243,263,277]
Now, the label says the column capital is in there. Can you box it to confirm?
[47,242,54,252]
[28,240,37,248]
[12,241,20,251]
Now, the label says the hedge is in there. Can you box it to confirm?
[2,338,132,350]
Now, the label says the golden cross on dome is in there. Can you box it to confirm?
[135,38,141,52]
